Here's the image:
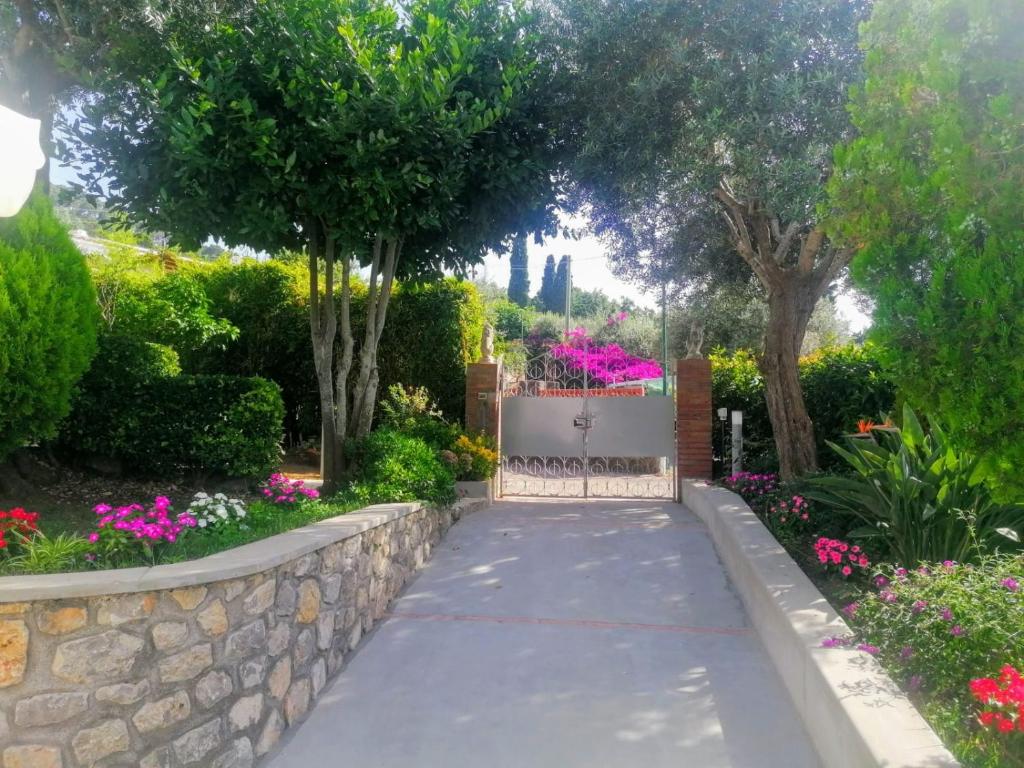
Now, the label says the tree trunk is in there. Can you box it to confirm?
[760,280,819,479]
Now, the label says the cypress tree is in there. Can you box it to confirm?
[538,254,557,311]
[507,234,530,307]
[552,255,569,313]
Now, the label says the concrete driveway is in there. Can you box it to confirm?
[266,498,819,768]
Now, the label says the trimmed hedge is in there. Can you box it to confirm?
[61,335,283,478]
[0,193,98,458]
[347,427,456,506]
[711,344,896,472]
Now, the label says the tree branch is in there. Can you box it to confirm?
[773,221,800,265]
[797,228,826,274]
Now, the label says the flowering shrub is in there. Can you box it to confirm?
[261,473,320,504]
[814,537,870,578]
[0,508,40,553]
[768,495,811,526]
[971,665,1024,734]
[187,492,248,530]
[442,434,499,481]
[831,556,1024,766]
[88,497,197,565]
[721,472,780,503]
[550,327,662,385]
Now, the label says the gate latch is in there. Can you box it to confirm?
[573,415,593,430]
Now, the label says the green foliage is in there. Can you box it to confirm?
[0,192,98,458]
[711,346,895,471]
[829,0,1024,497]
[374,279,485,422]
[537,254,558,313]
[61,336,283,478]
[0,531,92,576]
[804,406,1024,566]
[378,384,459,452]
[595,312,661,360]
[489,297,532,342]
[348,427,456,506]
[848,557,1024,768]
[507,234,530,307]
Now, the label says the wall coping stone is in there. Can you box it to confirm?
[681,480,959,768]
[0,500,483,603]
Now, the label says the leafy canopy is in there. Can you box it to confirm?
[829,0,1024,494]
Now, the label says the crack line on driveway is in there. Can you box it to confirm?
[385,610,753,636]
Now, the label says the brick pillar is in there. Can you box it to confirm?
[677,358,713,483]
[465,361,501,443]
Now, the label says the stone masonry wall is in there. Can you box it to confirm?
[0,502,475,767]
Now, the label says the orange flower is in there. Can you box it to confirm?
[856,419,876,434]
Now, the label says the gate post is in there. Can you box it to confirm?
[465,361,502,443]
[676,359,713,489]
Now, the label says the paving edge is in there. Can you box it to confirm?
[0,497,489,602]
[681,480,959,768]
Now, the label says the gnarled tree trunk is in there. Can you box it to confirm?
[715,181,852,479]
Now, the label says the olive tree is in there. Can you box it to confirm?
[70,0,556,492]
[549,0,868,477]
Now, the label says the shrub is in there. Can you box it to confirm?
[489,297,532,341]
[444,433,499,481]
[348,427,455,506]
[61,343,284,478]
[844,556,1024,767]
[804,406,1024,566]
[0,192,98,458]
[710,345,896,472]
[378,384,459,450]
[187,492,250,531]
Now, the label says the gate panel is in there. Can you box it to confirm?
[499,349,676,499]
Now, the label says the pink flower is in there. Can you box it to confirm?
[911,600,928,614]
[842,602,858,617]
[841,566,852,577]
[899,646,914,661]
[874,575,890,588]
[950,625,965,637]
[940,607,954,622]
[1001,577,1019,592]
[856,643,880,655]
[87,533,99,543]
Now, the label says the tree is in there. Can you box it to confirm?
[70,0,557,493]
[537,254,557,311]
[550,0,867,478]
[829,0,1024,493]
[0,0,253,186]
[507,233,530,306]
[552,254,569,314]
[0,192,97,459]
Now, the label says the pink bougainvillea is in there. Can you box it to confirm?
[550,327,663,386]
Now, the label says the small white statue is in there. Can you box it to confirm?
[481,323,495,363]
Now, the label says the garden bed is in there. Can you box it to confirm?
[0,497,486,766]
[717,434,1024,768]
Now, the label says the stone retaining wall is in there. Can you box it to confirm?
[0,499,484,767]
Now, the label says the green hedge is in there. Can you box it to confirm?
[711,344,896,472]
[347,427,456,506]
[61,335,283,478]
[0,193,98,458]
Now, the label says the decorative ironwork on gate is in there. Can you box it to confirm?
[499,348,676,499]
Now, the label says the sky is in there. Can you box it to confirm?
[476,216,871,332]
[52,162,870,332]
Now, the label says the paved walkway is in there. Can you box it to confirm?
[267,499,819,767]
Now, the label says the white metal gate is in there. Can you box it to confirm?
[500,350,676,499]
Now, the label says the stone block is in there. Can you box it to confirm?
[169,587,208,611]
[275,582,297,617]
[94,593,156,626]
[95,679,150,706]
[243,581,275,616]
[0,620,28,688]
[52,630,144,684]
[239,658,267,689]
[296,581,320,624]
[222,580,246,602]
[310,657,327,698]
[172,719,222,765]
[283,678,310,726]
[35,607,87,636]
[228,693,263,732]
[0,604,28,615]
[158,643,213,683]
[72,718,130,765]
[152,621,188,651]
[139,747,173,768]
[293,629,314,667]
[132,690,191,734]
[198,599,228,637]
[224,620,266,660]
[268,656,291,701]
[267,623,290,657]
[321,574,342,603]
[2,746,62,768]
[316,614,333,651]
[211,738,254,768]
[195,670,233,708]
[254,710,284,757]
[15,692,89,727]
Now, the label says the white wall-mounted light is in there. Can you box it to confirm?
[0,105,45,218]
[717,407,728,422]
